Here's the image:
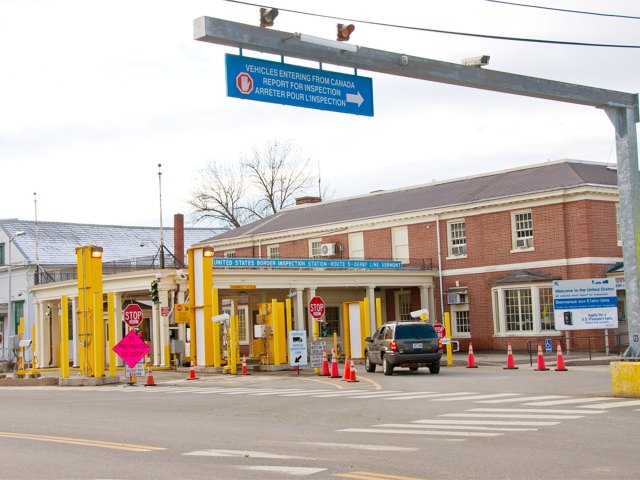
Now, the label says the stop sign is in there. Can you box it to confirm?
[308,296,325,320]
[236,72,254,94]
[433,323,446,339]
[123,304,143,327]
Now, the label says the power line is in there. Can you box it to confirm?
[222,0,640,48]
[484,1,640,20]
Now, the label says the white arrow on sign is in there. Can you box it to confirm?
[346,91,364,107]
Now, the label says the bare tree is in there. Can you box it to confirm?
[242,140,316,218]
[189,141,318,229]
[188,161,250,228]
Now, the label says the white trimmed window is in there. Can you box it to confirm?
[391,226,409,264]
[394,290,412,321]
[454,309,470,335]
[348,232,364,259]
[448,220,467,257]
[238,305,249,345]
[309,239,322,259]
[267,245,280,258]
[492,285,558,336]
[512,210,533,250]
[224,250,236,258]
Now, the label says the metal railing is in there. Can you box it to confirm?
[526,334,629,365]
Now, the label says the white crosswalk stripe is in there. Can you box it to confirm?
[432,393,521,402]
[441,412,585,420]
[375,423,538,432]
[468,408,605,415]
[477,395,568,404]
[578,399,640,409]
[340,428,502,437]
[524,397,612,406]
[384,391,477,400]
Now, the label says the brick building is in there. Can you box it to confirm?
[205,160,624,353]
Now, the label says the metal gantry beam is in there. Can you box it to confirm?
[194,16,640,356]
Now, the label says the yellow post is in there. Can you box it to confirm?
[187,248,196,365]
[229,315,238,375]
[375,298,382,329]
[202,251,213,366]
[212,288,221,368]
[60,296,69,378]
[107,293,116,377]
[272,299,282,365]
[285,298,292,363]
[313,318,320,375]
[444,312,453,366]
[333,331,339,360]
[17,317,25,378]
[31,324,37,377]
[76,245,103,377]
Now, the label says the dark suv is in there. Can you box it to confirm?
[364,322,442,375]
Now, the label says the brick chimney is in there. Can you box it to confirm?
[174,213,184,267]
[295,196,321,206]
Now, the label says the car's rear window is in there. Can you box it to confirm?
[395,324,437,340]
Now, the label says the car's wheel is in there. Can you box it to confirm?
[429,362,441,374]
[382,355,394,376]
[365,353,376,373]
[409,367,419,372]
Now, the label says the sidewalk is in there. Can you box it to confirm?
[451,350,617,368]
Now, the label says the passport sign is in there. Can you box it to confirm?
[552,278,618,330]
[112,330,151,368]
[225,54,374,117]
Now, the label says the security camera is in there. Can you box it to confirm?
[462,55,490,67]
[176,269,187,280]
[139,240,145,247]
[410,308,429,320]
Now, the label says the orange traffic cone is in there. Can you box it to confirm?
[145,366,156,386]
[554,342,568,371]
[466,342,478,368]
[187,361,199,380]
[503,343,518,369]
[241,356,250,375]
[128,375,136,386]
[320,348,330,376]
[330,349,340,378]
[535,342,549,371]
[348,359,359,382]
[341,357,351,381]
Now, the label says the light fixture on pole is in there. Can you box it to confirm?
[259,8,279,28]
[7,230,26,346]
[336,23,355,42]
[462,55,490,67]
[158,163,165,269]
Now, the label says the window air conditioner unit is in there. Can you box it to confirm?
[320,243,336,256]
[447,294,464,305]
[515,237,533,248]
[451,245,466,256]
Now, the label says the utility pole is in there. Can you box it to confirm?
[158,163,165,269]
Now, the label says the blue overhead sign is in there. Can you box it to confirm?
[225,54,374,117]
[213,257,401,270]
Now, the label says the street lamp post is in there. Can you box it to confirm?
[7,231,25,348]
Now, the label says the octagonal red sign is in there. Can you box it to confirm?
[123,304,143,327]
[308,296,325,320]
[236,72,254,94]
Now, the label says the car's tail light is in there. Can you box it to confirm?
[438,339,443,350]
[390,341,398,352]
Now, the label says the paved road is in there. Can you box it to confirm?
[0,364,637,479]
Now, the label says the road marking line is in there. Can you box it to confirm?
[579,399,640,409]
[385,391,477,401]
[432,393,521,402]
[477,395,568,404]
[334,471,427,480]
[376,423,537,432]
[300,377,344,389]
[280,389,337,396]
[413,419,560,426]
[342,391,412,399]
[441,413,584,420]
[339,428,502,437]
[358,376,382,390]
[0,432,165,452]
[249,389,312,396]
[184,449,306,459]
[302,442,418,452]
[239,466,326,476]
[524,397,612,406]
[468,408,604,415]
[311,391,382,398]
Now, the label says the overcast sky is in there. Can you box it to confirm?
[1,0,638,228]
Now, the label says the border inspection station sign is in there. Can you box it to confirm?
[552,278,618,330]
[225,54,374,117]
[213,257,401,270]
